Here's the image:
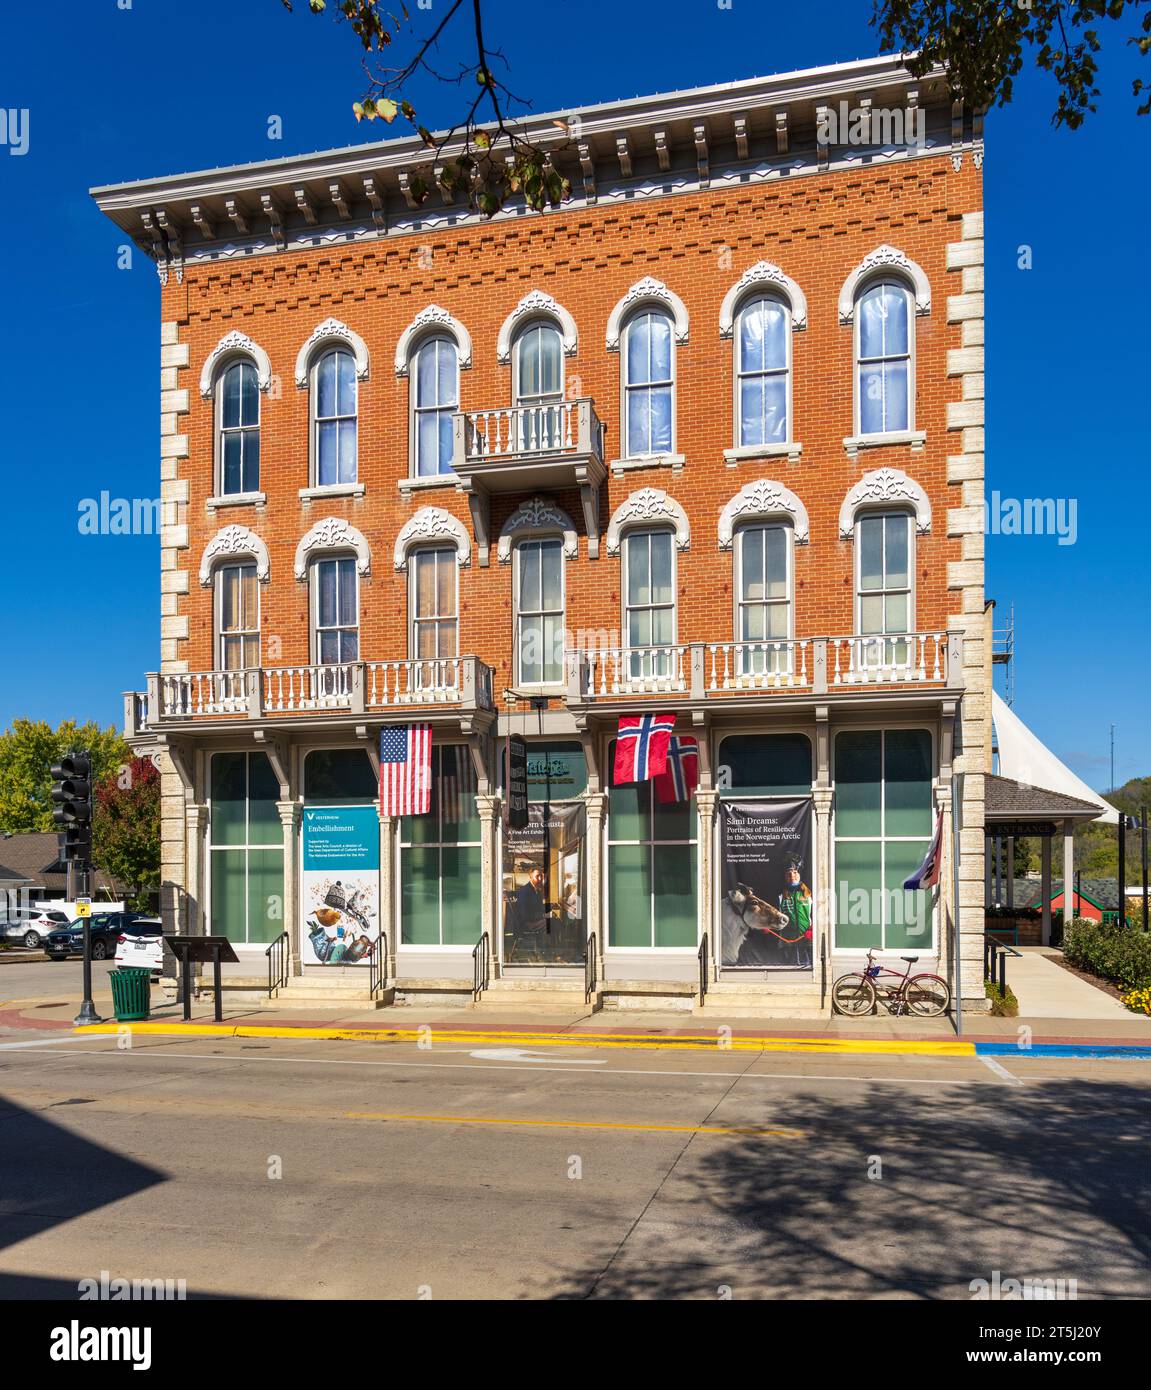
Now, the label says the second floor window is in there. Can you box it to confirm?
[514,321,564,451]
[856,279,912,436]
[857,512,912,668]
[313,348,357,486]
[624,528,674,680]
[737,524,790,673]
[411,547,458,665]
[313,556,359,664]
[516,538,564,686]
[413,335,458,477]
[624,309,673,457]
[219,360,260,494]
[737,295,790,447]
[217,563,259,670]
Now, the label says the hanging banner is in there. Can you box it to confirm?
[720,798,813,971]
[502,802,586,965]
[506,733,529,830]
[300,804,381,966]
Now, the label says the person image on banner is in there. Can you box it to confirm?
[778,861,813,969]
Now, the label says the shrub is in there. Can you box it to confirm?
[1063,918,1151,991]
[984,980,1018,1018]
[1122,986,1151,1016]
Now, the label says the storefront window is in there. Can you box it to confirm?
[607,741,697,948]
[400,744,481,946]
[717,732,812,796]
[209,751,283,946]
[303,749,377,804]
[833,728,933,951]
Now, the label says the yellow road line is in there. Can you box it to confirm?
[74,1020,975,1056]
[344,1111,805,1138]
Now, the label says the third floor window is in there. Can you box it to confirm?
[624,309,674,458]
[312,347,358,486]
[736,295,790,447]
[219,360,260,495]
[856,279,912,436]
[412,335,459,477]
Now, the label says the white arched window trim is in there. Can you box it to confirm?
[394,305,473,377]
[838,468,932,540]
[497,291,578,365]
[605,487,690,556]
[605,276,689,351]
[198,523,271,587]
[837,245,931,324]
[294,516,372,581]
[393,507,471,572]
[497,497,578,564]
[199,331,273,399]
[294,318,370,388]
[718,478,810,549]
[719,261,808,336]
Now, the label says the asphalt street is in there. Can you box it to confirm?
[1,1018,1149,1300]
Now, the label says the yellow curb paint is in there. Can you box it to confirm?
[74,1021,975,1057]
[342,1111,805,1138]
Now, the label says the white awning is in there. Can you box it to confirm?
[992,691,1119,825]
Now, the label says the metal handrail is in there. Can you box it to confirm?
[265,931,289,998]
[585,931,597,1004]
[698,932,710,1002]
[984,934,1022,995]
[472,931,490,1001]
[370,932,389,1000]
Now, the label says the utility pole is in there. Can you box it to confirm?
[1110,724,1115,795]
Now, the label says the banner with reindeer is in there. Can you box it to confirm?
[719,799,814,971]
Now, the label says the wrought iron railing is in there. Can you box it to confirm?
[472,931,490,1001]
[698,933,710,1002]
[265,931,289,998]
[585,931,598,1005]
[370,932,389,1000]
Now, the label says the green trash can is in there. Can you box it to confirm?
[109,967,152,1022]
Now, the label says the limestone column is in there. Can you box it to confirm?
[475,793,501,973]
[584,791,607,982]
[276,801,301,975]
[183,803,207,936]
[695,790,719,983]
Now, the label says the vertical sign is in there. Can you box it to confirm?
[719,799,814,971]
[300,805,381,966]
[506,733,529,830]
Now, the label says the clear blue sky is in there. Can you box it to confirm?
[0,0,1146,790]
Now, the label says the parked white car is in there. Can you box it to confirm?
[1,909,72,949]
[113,918,165,973]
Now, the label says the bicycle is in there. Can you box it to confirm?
[832,948,951,1018]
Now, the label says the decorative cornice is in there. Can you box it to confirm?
[497,497,579,564]
[605,276,690,351]
[294,317,370,387]
[293,516,372,580]
[839,467,932,539]
[393,506,471,571]
[496,291,579,365]
[718,478,810,548]
[198,524,270,587]
[838,244,931,323]
[719,261,808,335]
[394,305,473,376]
[605,487,690,555]
[199,331,273,399]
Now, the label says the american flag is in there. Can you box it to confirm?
[380,725,432,816]
[903,812,943,890]
[655,735,699,804]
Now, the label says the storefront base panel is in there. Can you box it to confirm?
[603,953,698,983]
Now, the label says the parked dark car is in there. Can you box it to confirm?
[44,912,151,962]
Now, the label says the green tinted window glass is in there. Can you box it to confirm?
[304,749,377,805]
[835,840,882,949]
[651,789,694,843]
[524,742,587,802]
[884,729,933,838]
[210,753,248,846]
[608,845,651,947]
[884,840,931,948]
[247,752,281,844]
[438,745,479,843]
[400,845,440,945]
[719,733,813,796]
[210,849,248,942]
[607,772,647,842]
[441,845,482,945]
[246,849,285,944]
[835,731,882,837]
[653,843,697,947]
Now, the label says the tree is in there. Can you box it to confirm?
[0,719,129,834]
[874,0,1151,127]
[91,758,161,910]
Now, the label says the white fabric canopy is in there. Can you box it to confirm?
[992,691,1118,824]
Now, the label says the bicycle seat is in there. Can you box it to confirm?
[900,955,919,963]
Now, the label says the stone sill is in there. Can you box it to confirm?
[724,442,803,467]
[206,492,266,511]
[397,474,459,496]
[844,430,926,460]
[299,482,366,501]
[609,453,686,476]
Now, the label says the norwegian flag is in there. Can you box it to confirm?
[655,735,700,804]
[613,712,677,785]
[903,812,943,890]
[380,725,432,816]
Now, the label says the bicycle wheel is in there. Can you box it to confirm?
[832,973,876,1016]
[904,973,951,1017]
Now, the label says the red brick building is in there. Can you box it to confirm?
[95,54,988,1014]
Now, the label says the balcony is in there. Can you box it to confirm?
[450,398,606,563]
[123,657,494,735]
[565,632,962,704]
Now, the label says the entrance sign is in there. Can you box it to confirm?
[301,804,381,966]
[506,734,529,830]
[503,802,586,965]
[720,799,813,970]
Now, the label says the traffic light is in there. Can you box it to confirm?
[50,752,92,865]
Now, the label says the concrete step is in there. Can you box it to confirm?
[599,980,698,1012]
[477,980,591,1010]
[696,979,827,1018]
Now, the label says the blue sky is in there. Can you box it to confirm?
[0,0,1146,789]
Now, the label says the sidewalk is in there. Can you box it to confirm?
[1005,947,1134,1020]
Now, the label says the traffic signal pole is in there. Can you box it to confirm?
[50,750,102,1026]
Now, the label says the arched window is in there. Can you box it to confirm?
[856,279,913,436]
[312,556,359,665]
[515,537,565,687]
[410,546,459,693]
[513,321,565,452]
[216,562,260,670]
[623,527,676,684]
[623,309,674,458]
[735,522,792,678]
[412,335,459,478]
[856,509,913,670]
[736,295,790,447]
[218,360,260,495]
[312,347,358,487]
